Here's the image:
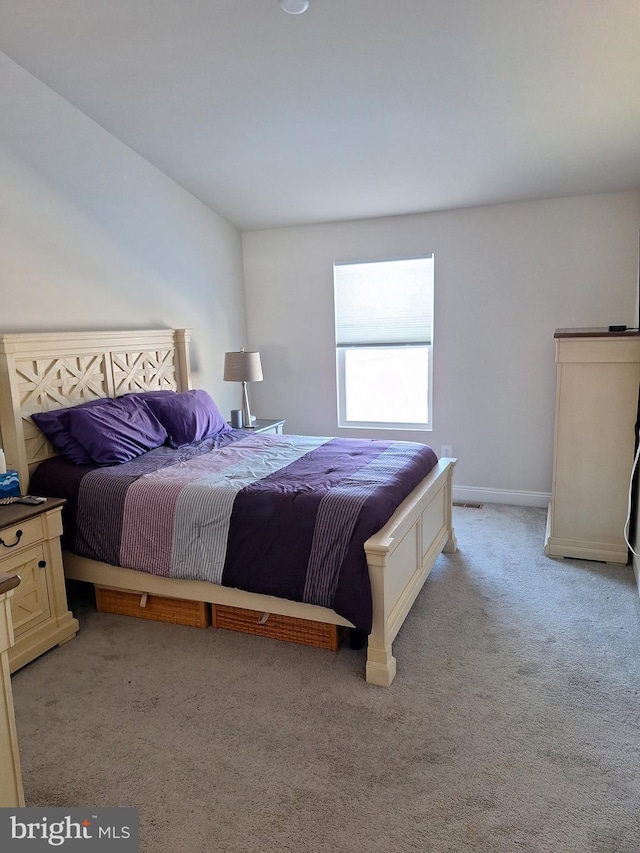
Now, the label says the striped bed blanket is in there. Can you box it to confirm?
[34,432,438,632]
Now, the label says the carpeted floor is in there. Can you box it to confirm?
[11,504,640,852]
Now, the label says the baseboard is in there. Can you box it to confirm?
[453,485,551,508]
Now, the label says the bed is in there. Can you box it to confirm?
[0,329,456,686]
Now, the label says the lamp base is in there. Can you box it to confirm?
[242,382,255,428]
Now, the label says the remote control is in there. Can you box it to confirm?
[16,495,47,505]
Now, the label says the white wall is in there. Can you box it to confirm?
[3,46,639,505]
[0,51,246,415]
[242,191,640,503]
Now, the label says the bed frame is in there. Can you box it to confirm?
[0,329,456,686]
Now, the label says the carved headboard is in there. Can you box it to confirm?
[0,329,191,490]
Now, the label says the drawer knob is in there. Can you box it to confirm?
[0,529,23,549]
[38,560,47,569]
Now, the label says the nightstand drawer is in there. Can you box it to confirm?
[0,516,44,555]
[1,544,50,636]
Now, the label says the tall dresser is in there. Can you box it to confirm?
[545,328,640,564]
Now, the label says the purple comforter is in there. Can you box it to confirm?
[31,432,437,632]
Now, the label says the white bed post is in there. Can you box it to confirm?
[366,629,397,687]
[174,329,192,391]
[365,553,397,687]
[442,461,457,554]
[0,340,29,492]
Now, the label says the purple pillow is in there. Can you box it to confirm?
[32,398,113,465]
[62,395,168,465]
[134,389,230,447]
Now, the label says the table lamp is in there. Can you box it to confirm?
[223,348,263,428]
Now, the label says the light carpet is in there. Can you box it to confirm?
[11,504,640,852]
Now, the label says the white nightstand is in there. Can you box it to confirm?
[0,498,79,672]
[239,419,285,435]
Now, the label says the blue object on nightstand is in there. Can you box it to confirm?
[0,470,20,497]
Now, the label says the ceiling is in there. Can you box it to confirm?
[1,0,639,231]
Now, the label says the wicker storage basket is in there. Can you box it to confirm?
[212,603,347,652]
[95,587,210,628]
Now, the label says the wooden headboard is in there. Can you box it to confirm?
[0,329,191,490]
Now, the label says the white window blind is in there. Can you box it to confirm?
[334,256,433,347]
[333,255,434,430]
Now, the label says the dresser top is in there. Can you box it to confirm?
[554,327,640,339]
[0,497,65,529]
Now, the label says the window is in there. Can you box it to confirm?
[334,255,434,430]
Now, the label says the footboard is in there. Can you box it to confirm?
[364,457,457,686]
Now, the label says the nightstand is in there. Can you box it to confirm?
[238,419,285,435]
[0,499,79,672]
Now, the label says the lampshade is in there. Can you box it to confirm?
[223,349,263,383]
